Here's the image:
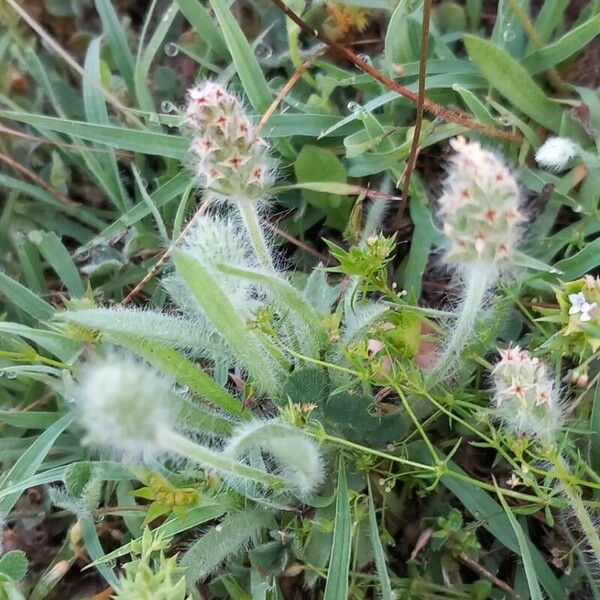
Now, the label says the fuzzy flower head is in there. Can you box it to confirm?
[185,82,273,201]
[72,354,174,461]
[535,137,579,173]
[326,2,370,33]
[491,346,564,442]
[438,136,525,268]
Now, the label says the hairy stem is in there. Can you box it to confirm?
[553,455,600,558]
[427,264,494,387]
[159,427,283,489]
[236,200,274,271]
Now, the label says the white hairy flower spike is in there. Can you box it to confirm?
[73,354,175,460]
[535,137,579,173]
[427,137,528,387]
[72,356,318,500]
[491,346,564,441]
[439,136,525,267]
[185,82,273,201]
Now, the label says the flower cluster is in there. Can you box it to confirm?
[438,136,525,268]
[185,82,273,201]
[326,2,370,34]
[491,346,563,441]
[548,274,600,354]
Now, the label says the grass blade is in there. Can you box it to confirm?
[323,456,352,600]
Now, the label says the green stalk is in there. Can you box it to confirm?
[159,427,283,489]
[236,199,274,271]
[426,263,494,387]
[553,454,600,559]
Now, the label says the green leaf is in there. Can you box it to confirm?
[522,14,600,74]
[323,457,352,600]
[172,250,283,395]
[0,112,188,160]
[135,1,178,113]
[294,145,350,230]
[0,551,28,581]
[83,36,129,211]
[553,238,600,280]
[174,0,228,57]
[0,414,73,514]
[28,230,85,298]
[464,34,563,132]
[218,264,326,356]
[494,481,544,600]
[94,0,136,93]
[206,0,271,112]
[110,333,245,419]
[366,479,393,600]
[0,272,54,320]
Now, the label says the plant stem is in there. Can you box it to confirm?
[553,454,600,558]
[236,200,274,271]
[427,263,494,387]
[159,427,283,489]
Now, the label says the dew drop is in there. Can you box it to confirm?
[164,42,179,57]
[160,100,175,113]
[502,25,516,43]
[499,114,512,126]
[347,101,361,113]
[255,42,273,60]
[573,204,583,213]
[5,371,17,380]
[357,53,372,65]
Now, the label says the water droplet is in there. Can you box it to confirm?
[347,101,362,113]
[5,371,17,380]
[502,25,516,43]
[160,100,175,113]
[357,53,372,65]
[164,42,179,57]
[573,204,583,213]
[67,396,76,404]
[550,267,562,275]
[499,114,512,126]
[255,42,273,60]
[108,560,117,568]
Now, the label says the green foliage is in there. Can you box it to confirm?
[0,0,600,598]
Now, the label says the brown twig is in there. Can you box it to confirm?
[0,151,79,207]
[267,0,521,143]
[458,552,523,599]
[120,199,211,305]
[393,0,432,231]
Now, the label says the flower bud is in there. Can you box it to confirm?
[535,137,579,173]
[491,346,564,442]
[72,354,174,460]
[185,82,273,201]
[438,136,525,267]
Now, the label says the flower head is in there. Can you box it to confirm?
[438,136,525,268]
[491,346,563,441]
[568,292,597,322]
[535,137,579,173]
[72,354,174,460]
[184,82,273,201]
[327,2,370,33]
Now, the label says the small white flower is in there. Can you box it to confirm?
[568,292,597,321]
[535,137,579,172]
